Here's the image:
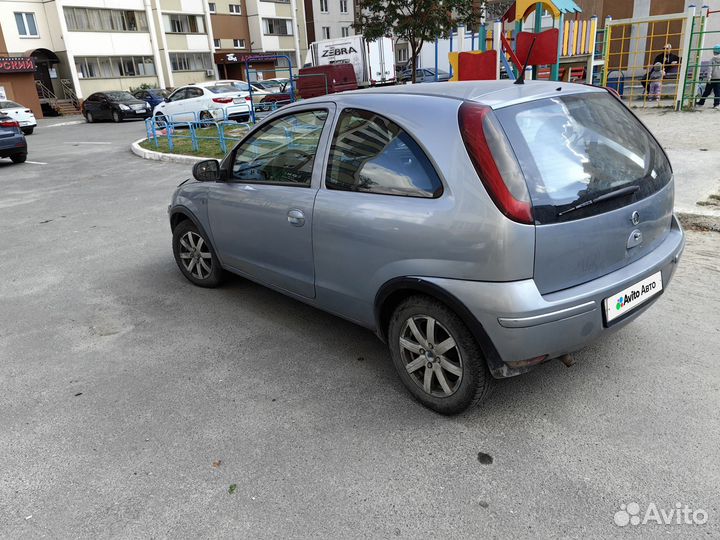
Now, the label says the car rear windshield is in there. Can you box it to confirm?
[206,84,238,94]
[495,93,672,224]
[0,101,22,109]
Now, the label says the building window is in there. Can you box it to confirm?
[319,0,328,12]
[229,4,242,14]
[262,18,293,36]
[208,3,216,13]
[340,0,348,13]
[213,38,221,48]
[163,14,206,34]
[15,12,39,37]
[397,47,408,63]
[322,27,330,39]
[169,52,212,71]
[233,39,245,48]
[75,56,156,78]
[64,8,148,32]
[341,26,350,37]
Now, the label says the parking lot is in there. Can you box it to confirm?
[1,118,719,538]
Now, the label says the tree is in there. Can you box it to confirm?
[481,0,515,22]
[354,0,476,83]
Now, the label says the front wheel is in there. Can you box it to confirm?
[388,296,494,415]
[11,154,27,164]
[112,110,122,123]
[172,220,223,287]
[85,112,94,123]
[154,113,167,130]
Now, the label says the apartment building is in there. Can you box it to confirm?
[304,0,354,44]
[0,0,216,105]
[243,0,307,78]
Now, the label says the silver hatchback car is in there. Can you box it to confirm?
[169,81,684,414]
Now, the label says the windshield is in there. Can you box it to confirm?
[105,91,136,101]
[495,93,671,223]
[149,89,170,97]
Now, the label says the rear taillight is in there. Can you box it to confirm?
[0,120,19,129]
[458,102,533,225]
[212,97,233,103]
[245,96,251,101]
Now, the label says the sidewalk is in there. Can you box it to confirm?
[635,107,720,228]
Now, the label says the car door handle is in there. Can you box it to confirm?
[287,209,305,227]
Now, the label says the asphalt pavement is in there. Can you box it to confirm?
[0,118,718,538]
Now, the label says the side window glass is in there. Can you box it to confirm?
[169,89,187,101]
[325,108,443,198]
[188,88,203,98]
[231,109,328,186]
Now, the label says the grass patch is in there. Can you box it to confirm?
[139,125,251,159]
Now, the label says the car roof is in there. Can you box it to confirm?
[332,80,604,109]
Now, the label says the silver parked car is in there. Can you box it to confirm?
[168,81,685,414]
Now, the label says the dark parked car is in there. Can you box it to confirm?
[133,88,171,110]
[168,81,684,414]
[0,115,27,164]
[81,91,151,123]
[398,67,451,83]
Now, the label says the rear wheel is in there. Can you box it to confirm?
[11,154,27,164]
[22,127,34,135]
[199,111,213,122]
[172,220,223,287]
[388,295,494,415]
[112,110,122,123]
[85,111,94,123]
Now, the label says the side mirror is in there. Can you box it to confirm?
[192,159,221,182]
[163,97,170,103]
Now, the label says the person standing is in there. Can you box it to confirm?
[697,44,720,108]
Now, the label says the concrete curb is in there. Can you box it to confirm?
[130,138,210,165]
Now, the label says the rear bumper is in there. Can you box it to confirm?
[421,215,685,378]
[0,136,27,157]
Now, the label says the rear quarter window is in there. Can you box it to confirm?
[496,93,672,223]
[325,108,443,198]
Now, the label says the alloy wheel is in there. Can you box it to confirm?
[178,231,213,280]
[399,315,463,397]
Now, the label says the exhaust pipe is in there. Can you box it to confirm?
[557,354,575,367]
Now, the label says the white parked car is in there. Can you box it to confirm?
[152,82,252,124]
[0,100,37,135]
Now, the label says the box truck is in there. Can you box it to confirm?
[305,35,395,87]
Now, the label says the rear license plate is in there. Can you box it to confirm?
[19,121,30,126]
[604,271,663,323]
[233,97,243,104]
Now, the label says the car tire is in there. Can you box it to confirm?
[388,295,494,415]
[199,111,213,122]
[112,110,122,123]
[172,220,223,288]
[10,154,27,164]
[85,112,94,123]
[154,113,167,129]
[22,127,34,135]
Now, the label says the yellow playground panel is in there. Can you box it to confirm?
[601,8,697,109]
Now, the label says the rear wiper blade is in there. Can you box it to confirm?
[557,185,640,217]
